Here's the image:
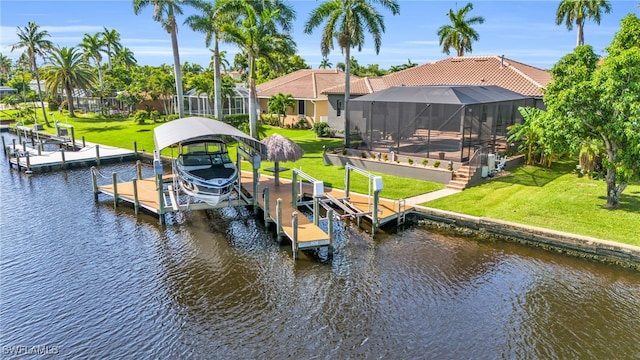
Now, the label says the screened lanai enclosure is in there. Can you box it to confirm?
[347,85,535,162]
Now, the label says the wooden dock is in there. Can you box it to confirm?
[95,165,411,261]
[6,140,136,172]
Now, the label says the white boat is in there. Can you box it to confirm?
[175,136,237,206]
[153,117,266,207]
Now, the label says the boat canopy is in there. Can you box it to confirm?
[153,117,267,155]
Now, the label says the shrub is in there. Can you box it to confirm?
[165,114,180,121]
[422,159,428,167]
[313,122,330,137]
[224,114,249,129]
[342,148,347,156]
[371,153,377,160]
[408,158,414,165]
[261,114,280,126]
[382,153,388,162]
[295,117,311,129]
[149,110,161,122]
[433,161,441,168]
[361,152,367,158]
[133,110,150,124]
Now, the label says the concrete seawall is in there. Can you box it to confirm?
[412,205,640,271]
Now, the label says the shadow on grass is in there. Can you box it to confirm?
[493,160,576,187]
[83,126,125,132]
[597,193,640,214]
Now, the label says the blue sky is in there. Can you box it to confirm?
[1,1,638,71]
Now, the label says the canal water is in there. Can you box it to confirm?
[1,139,639,359]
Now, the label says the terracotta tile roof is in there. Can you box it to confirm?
[256,69,359,99]
[322,55,552,98]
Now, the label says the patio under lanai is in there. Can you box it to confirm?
[347,85,536,162]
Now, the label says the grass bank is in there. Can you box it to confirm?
[426,160,640,245]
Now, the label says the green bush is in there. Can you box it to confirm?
[433,161,441,168]
[312,122,335,137]
[361,152,367,158]
[294,117,311,129]
[408,158,414,165]
[422,159,428,167]
[132,110,150,125]
[261,114,280,126]
[223,114,249,129]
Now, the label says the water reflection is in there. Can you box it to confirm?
[0,137,639,358]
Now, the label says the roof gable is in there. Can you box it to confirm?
[322,55,551,97]
[256,69,358,99]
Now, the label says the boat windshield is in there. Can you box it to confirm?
[181,141,227,155]
[180,141,232,166]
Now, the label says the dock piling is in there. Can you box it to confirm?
[82,136,86,148]
[313,196,319,225]
[25,153,31,173]
[263,187,270,227]
[328,209,334,257]
[134,141,138,157]
[112,172,118,208]
[1,136,6,156]
[96,145,100,165]
[22,141,26,152]
[136,160,142,180]
[60,149,66,169]
[91,167,99,201]
[12,139,16,152]
[132,178,139,215]
[276,198,283,244]
[292,211,299,260]
[70,127,76,150]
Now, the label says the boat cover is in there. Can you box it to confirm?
[153,117,267,155]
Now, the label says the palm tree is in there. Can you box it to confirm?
[113,47,137,68]
[185,0,232,122]
[268,92,295,127]
[556,0,612,46]
[133,0,194,118]
[40,46,96,118]
[79,33,107,89]
[209,49,230,72]
[220,0,296,138]
[304,0,400,146]
[437,2,485,57]
[0,54,11,85]
[101,27,122,70]
[11,22,54,127]
[318,57,332,69]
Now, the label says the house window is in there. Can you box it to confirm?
[298,100,305,116]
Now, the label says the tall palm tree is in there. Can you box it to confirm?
[220,0,296,138]
[209,49,230,72]
[556,0,612,46]
[11,22,54,127]
[133,0,194,118]
[304,0,400,146]
[101,27,122,70]
[185,0,232,122]
[40,47,96,118]
[437,2,485,57]
[79,32,107,89]
[318,57,332,69]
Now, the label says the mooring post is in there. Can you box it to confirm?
[372,190,381,237]
[37,143,42,156]
[291,171,297,207]
[313,195,319,225]
[17,130,21,144]
[328,209,334,258]
[136,160,142,180]
[12,138,16,152]
[30,131,35,147]
[95,145,100,165]
[70,127,76,150]
[1,136,6,156]
[252,168,259,210]
[263,187,270,227]
[82,136,86,148]
[292,211,299,261]
[22,141,26,152]
[91,167,99,201]
[60,149,66,169]
[276,198,283,244]
[132,178,139,215]
[112,172,118,208]
[157,174,165,225]
[133,141,138,158]
[25,153,31,172]
[344,166,351,198]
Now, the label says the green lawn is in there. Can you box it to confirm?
[426,160,640,245]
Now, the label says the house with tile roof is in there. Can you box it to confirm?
[256,69,359,127]
[321,55,551,132]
